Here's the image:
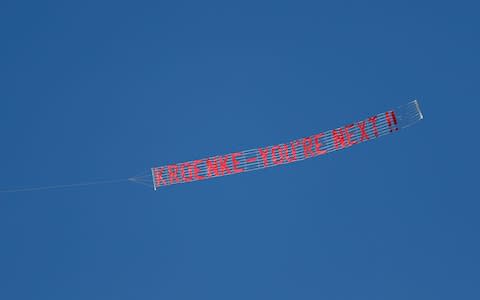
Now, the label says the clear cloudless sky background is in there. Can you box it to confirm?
[0,1,479,299]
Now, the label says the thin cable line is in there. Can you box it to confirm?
[0,179,129,193]
[128,179,153,188]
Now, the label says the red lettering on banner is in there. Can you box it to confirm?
[154,167,167,187]
[279,144,287,162]
[368,116,379,137]
[218,155,232,175]
[206,158,219,177]
[303,137,314,158]
[332,128,346,149]
[168,165,180,184]
[259,147,270,167]
[385,111,393,132]
[313,133,327,155]
[231,152,244,173]
[180,162,193,182]
[385,111,398,132]
[285,141,298,162]
[193,160,205,180]
[344,124,357,146]
[357,120,369,142]
[391,110,398,126]
[272,145,284,165]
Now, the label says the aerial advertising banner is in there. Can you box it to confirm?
[149,100,423,190]
[0,100,423,194]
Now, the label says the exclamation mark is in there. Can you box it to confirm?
[385,111,398,132]
[391,110,398,131]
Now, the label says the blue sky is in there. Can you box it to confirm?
[1,1,479,299]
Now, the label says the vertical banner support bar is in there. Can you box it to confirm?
[151,168,157,191]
